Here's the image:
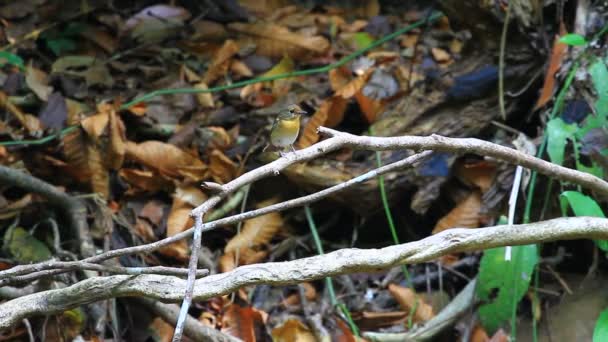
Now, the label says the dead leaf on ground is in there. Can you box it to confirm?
[209,149,238,184]
[272,319,316,342]
[220,198,283,272]
[432,190,483,234]
[229,22,330,60]
[160,185,207,260]
[125,140,207,182]
[25,63,53,101]
[202,39,239,85]
[221,304,268,342]
[454,160,497,193]
[297,96,347,148]
[387,283,435,323]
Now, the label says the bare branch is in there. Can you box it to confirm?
[1,216,607,329]
[318,127,608,196]
[0,165,95,257]
[0,261,208,280]
[0,151,431,285]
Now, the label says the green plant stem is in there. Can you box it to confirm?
[523,61,579,223]
[120,12,442,109]
[1,12,443,148]
[304,205,359,336]
[498,1,511,121]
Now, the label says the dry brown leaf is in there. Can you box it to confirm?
[25,63,53,101]
[432,190,482,234]
[297,96,347,149]
[149,317,174,342]
[87,143,109,198]
[355,90,385,123]
[387,284,435,323]
[221,304,267,342]
[229,22,329,59]
[230,60,254,78]
[202,39,239,85]
[118,168,170,194]
[329,67,352,92]
[160,185,207,260]
[272,319,316,342]
[81,112,109,140]
[470,324,490,342]
[455,160,497,193]
[125,141,207,182]
[489,329,510,342]
[534,23,567,110]
[193,82,215,108]
[209,149,238,184]
[107,105,126,170]
[0,91,42,134]
[222,198,283,270]
[281,283,317,307]
[352,311,408,331]
[431,47,451,63]
[335,68,373,99]
[400,34,419,48]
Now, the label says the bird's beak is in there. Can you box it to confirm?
[296,109,307,115]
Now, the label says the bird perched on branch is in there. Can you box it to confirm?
[264,104,306,155]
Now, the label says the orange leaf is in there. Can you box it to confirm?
[209,149,238,184]
[272,319,316,342]
[221,304,267,342]
[534,22,567,110]
[125,141,207,182]
[355,90,385,123]
[118,168,171,194]
[202,39,239,85]
[221,198,283,271]
[387,284,435,323]
[455,160,497,193]
[432,190,482,234]
[329,67,352,92]
[297,96,347,149]
[335,68,373,99]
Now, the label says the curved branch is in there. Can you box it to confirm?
[1,216,607,329]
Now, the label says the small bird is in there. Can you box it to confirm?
[265,104,307,155]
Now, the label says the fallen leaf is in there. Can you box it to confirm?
[297,96,347,148]
[221,198,283,271]
[202,40,239,85]
[272,319,316,342]
[431,47,451,63]
[229,22,330,60]
[194,82,215,108]
[387,283,435,323]
[433,190,483,234]
[125,141,207,182]
[25,63,53,101]
[209,149,238,184]
[221,304,267,341]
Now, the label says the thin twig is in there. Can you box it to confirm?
[1,216,607,329]
[3,124,607,284]
[0,165,95,258]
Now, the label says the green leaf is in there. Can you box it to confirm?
[594,308,608,342]
[351,32,375,50]
[589,59,608,101]
[477,244,538,333]
[559,33,587,46]
[560,191,608,251]
[2,227,52,263]
[0,51,24,70]
[546,117,578,165]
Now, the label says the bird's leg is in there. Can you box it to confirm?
[290,144,296,153]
